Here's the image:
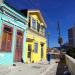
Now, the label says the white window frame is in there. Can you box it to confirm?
[31,17,37,30]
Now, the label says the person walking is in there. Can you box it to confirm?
[47,52,51,64]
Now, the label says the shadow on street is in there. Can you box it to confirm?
[56,61,66,75]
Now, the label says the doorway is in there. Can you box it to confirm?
[41,44,44,59]
[28,44,32,62]
[14,30,23,62]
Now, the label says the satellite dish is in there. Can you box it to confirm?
[0,0,3,5]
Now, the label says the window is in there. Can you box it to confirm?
[37,22,40,32]
[41,26,43,33]
[28,16,31,28]
[32,18,36,29]
[34,43,38,53]
[1,25,13,52]
[41,26,45,33]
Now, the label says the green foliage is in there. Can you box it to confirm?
[58,37,63,45]
[67,48,75,59]
[61,49,65,52]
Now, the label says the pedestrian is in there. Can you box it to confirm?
[47,52,51,64]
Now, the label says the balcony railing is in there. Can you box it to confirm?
[27,27,46,38]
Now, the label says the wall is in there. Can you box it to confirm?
[72,28,75,47]
[26,30,47,63]
[65,55,75,75]
[0,13,16,65]
[26,11,47,63]
[0,3,27,65]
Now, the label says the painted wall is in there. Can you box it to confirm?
[26,29,47,63]
[31,15,41,23]
[0,3,27,65]
[26,12,47,63]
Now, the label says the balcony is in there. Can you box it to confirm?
[27,27,46,38]
[28,16,46,37]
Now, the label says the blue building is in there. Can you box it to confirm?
[0,2,28,65]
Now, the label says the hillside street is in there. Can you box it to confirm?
[0,59,59,75]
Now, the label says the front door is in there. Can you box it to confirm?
[28,44,31,62]
[14,30,23,62]
[41,44,44,59]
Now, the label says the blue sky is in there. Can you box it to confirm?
[5,0,75,47]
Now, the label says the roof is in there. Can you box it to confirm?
[28,9,47,28]
[3,1,28,20]
[20,9,47,28]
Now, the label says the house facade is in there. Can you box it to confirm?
[21,10,47,63]
[0,2,28,65]
[68,27,75,48]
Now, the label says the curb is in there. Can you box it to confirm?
[40,63,58,75]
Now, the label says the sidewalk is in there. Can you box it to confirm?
[0,59,59,75]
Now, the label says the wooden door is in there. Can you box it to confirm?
[41,44,44,59]
[14,30,23,62]
[28,44,31,61]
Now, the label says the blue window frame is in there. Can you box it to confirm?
[34,43,38,53]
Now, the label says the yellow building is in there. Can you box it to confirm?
[21,10,47,63]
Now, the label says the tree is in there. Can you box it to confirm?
[58,36,63,47]
[57,21,63,49]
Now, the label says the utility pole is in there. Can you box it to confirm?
[57,21,64,63]
[58,21,61,39]
[57,21,63,51]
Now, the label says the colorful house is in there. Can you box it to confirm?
[0,2,28,65]
[21,10,47,63]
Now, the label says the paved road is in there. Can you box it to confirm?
[0,59,59,75]
[44,62,58,75]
